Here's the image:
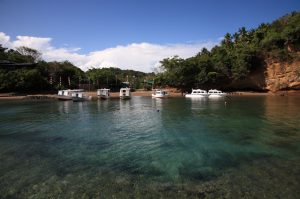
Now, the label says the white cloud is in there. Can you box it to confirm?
[0,32,11,47]
[85,42,217,72]
[12,36,52,50]
[0,32,218,72]
[42,48,88,66]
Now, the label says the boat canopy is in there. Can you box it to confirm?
[208,89,222,93]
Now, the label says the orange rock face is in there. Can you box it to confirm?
[265,59,300,91]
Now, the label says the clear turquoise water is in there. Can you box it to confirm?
[0,96,300,198]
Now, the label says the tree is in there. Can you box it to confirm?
[85,67,151,90]
[159,56,184,87]
[0,45,8,60]
[16,46,41,63]
[222,33,233,48]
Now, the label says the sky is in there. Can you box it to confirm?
[0,0,299,72]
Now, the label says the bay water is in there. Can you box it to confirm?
[0,96,299,198]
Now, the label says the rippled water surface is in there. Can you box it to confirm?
[0,96,300,198]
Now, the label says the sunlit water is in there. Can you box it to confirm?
[0,96,300,198]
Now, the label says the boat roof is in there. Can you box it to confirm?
[72,90,84,93]
[72,89,84,92]
[208,89,222,92]
[59,89,84,92]
[192,89,206,91]
[155,90,167,93]
[97,88,110,91]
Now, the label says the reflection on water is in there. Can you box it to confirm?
[0,96,300,198]
[263,96,300,156]
[187,97,208,110]
[58,101,72,114]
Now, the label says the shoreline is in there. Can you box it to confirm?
[0,90,299,100]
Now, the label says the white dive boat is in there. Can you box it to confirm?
[119,88,131,100]
[57,89,83,100]
[185,89,208,98]
[152,89,169,98]
[71,91,92,102]
[208,89,226,98]
[97,88,110,100]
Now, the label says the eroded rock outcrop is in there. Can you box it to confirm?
[265,58,300,92]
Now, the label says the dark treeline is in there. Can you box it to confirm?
[155,12,300,92]
[0,46,153,92]
[86,68,155,91]
[0,45,84,92]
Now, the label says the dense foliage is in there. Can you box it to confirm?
[86,67,154,91]
[0,45,153,92]
[0,45,85,92]
[156,12,300,91]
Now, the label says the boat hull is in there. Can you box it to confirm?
[120,96,131,100]
[57,95,73,100]
[72,97,85,102]
[185,94,208,98]
[72,96,92,102]
[99,95,109,100]
[208,94,226,98]
[152,94,168,98]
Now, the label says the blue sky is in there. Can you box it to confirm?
[0,0,299,72]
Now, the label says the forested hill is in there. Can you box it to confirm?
[155,12,300,92]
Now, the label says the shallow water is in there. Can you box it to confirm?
[0,96,300,198]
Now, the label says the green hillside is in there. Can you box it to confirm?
[155,12,300,91]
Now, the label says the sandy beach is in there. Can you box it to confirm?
[0,89,299,100]
[0,89,182,100]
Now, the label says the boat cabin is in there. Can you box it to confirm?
[152,89,169,98]
[191,89,207,94]
[208,89,223,94]
[97,89,110,99]
[208,89,225,98]
[120,88,131,99]
[57,89,84,100]
[71,90,92,102]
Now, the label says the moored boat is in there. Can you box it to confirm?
[97,88,110,100]
[152,89,169,98]
[208,89,226,98]
[119,88,131,100]
[185,89,208,98]
[57,89,83,100]
[71,91,92,102]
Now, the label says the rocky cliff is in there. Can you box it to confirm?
[225,53,300,92]
[265,57,300,92]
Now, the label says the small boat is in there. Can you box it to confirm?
[185,89,208,98]
[97,88,110,100]
[208,89,226,98]
[57,89,83,100]
[119,88,131,100]
[152,89,169,98]
[72,91,92,102]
